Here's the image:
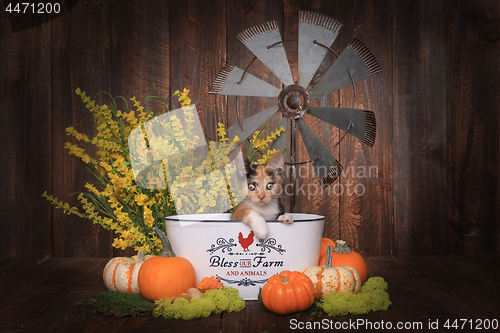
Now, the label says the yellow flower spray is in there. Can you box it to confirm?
[43,86,191,255]
[44,86,246,255]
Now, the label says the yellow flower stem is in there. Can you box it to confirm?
[95,91,127,116]
[98,119,122,143]
[80,192,115,218]
[152,209,163,229]
[105,94,128,146]
[68,154,107,186]
[246,117,272,162]
[92,92,126,145]
[144,83,170,114]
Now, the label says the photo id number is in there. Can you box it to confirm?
[5,2,61,14]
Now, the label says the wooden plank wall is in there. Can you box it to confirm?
[0,0,498,258]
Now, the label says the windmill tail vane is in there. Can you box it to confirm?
[210,10,381,188]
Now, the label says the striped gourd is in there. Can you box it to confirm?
[300,245,361,300]
[103,251,153,293]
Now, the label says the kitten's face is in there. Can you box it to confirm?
[245,152,284,206]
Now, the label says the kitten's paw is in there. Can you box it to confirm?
[278,214,294,224]
[244,211,268,239]
[252,223,268,240]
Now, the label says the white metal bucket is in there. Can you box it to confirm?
[166,213,324,300]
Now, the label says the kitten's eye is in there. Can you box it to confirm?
[248,183,256,191]
[266,182,274,190]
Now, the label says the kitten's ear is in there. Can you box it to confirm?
[267,150,284,175]
[244,158,257,178]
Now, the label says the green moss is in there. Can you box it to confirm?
[153,287,245,320]
[204,286,245,313]
[317,276,392,316]
[81,277,391,319]
[80,291,155,317]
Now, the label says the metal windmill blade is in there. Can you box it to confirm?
[295,118,343,187]
[237,21,294,87]
[308,107,376,148]
[210,10,381,187]
[297,10,343,88]
[209,64,281,97]
[309,38,382,100]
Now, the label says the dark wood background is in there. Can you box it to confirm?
[1,0,499,259]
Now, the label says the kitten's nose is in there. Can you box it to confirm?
[259,194,265,201]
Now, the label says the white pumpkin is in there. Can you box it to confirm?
[103,251,153,293]
[300,245,361,299]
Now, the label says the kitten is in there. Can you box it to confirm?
[232,150,293,240]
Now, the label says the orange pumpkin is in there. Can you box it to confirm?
[138,228,196,301]
[103,251,154,293]
[318,238,336,265]
[302,245,361,300]
[261,270,315,315]
[319,240,367,284]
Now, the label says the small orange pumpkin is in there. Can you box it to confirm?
[319,240,368,284]
[138,228,196,301]
[302,245,361,300]
[261,270,315,315]
[318,238,336,265]
[103,251,154,293]
[196,276,224,292]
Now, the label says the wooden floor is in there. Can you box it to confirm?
[0,255,498,333]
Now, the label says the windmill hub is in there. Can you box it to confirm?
[287,94,301,109]
[278,84,310,119]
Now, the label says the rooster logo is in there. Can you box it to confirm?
[238,231,254,252]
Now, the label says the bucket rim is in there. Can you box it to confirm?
[165,212,325,223]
